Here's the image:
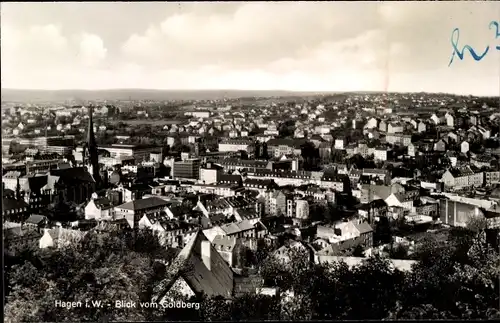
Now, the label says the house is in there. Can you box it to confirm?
[138,214,198,247]
[445,112,455,127]
[387,122,404,134]
[357,199,388,224]
[212,235,243,268]
[39,227,87,249]
[379,120,388,132]
[417,121,427,133]
[441,167,484,190]
[243,178,277,193]
[85,196,114,221]
[114,196,171,228]
[430,113,441,125]
[385,192,415,211]
[266,139,303,157]
[434,139,447,152]
[334,138,347,150]
[316,220,373,252]
[461,141,470,154]
[152,230,234,302]
[364,117,379,129]
[24,214,48,230]
[363,168,391,185]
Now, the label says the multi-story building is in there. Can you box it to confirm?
[114,196,171,229]
[439,198,484,227]
[2,171,21,191]
[19,136,75,149]
[363,169,391,185]
[295,200,310,219]
[334,138,347,150]
[172,158,201,180]
[485,171,500,185]
[199,163,222,185]
[265,191,287,216]
[216,159,270,173]
[385,134,412,147]
[441,167,484,190]
[218,139,254,154]
[100,144,162,163]
[374,147,388,161]
[267,139,303,157]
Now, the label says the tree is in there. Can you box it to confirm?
[4,231,162,322]
[388,243,410,259]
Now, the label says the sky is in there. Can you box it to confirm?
[1,2,500,96]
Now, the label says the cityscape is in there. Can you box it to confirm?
[3,2,500,322]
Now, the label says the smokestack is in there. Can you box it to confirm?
[201,240,211,271]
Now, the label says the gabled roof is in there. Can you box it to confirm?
[117,196,170,211]
[153,230,234,300]
[2,197,29,211]
[353,221,373,234]
[22,174,48,192]
[212,235,237,250]
[25,214,47,225]
[49,167,95,183]
[220,219,255,235]
[93,197,112,210]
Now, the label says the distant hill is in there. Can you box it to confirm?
[0,88,339,102]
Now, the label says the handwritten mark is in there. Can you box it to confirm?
[489,21,500,50]
[448,28,489,66]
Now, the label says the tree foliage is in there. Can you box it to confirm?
[4,223,500,321]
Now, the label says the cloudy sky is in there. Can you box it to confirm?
[2,2,499,95]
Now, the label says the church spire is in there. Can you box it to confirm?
[87,105,101,185]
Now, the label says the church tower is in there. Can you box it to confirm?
[84,105,101,186]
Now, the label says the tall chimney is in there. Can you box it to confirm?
[201,240,211,271]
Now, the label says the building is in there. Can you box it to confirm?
[374,147,388,161]
[267,139,303,157]
[485,171,500,185]
[85,197,114,221]
[199,163,223,185]
[83,106,101,186]
[441,167,484,190]
[43,167,96,205]
[173,158,201,180]
[114,196,171,228]
[218,139,254,154]
[100,144,162,163]
[295,199,309,219]
[439,198,484,227]
[212,235,243,268]
[334,138,347,150]
[153,230,234,302]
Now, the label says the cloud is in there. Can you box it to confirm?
[121,2,382,70]
[79,33,108,66]
[1,24,70,69]
[1,2,499,95]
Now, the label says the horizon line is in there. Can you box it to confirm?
[1,88,497,98]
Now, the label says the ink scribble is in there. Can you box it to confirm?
[448,20,500,66]
[448,28,489,66]
[489,20,500,50]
